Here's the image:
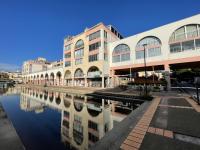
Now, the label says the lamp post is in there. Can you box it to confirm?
[194,77,200,105]
[143,44,148,96]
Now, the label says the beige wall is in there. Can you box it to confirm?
[109,14,200,70]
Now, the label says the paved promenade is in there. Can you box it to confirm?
[0,102,24,150]
[19,84,100,94]
[120,96,200,150]
[92,94,200,150]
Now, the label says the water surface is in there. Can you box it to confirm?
[0,87,139,150]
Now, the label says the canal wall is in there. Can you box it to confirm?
[91,100,151,150]
[19,84,100,95]
[0,101,25,150]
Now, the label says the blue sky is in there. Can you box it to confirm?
[0,0,199,71]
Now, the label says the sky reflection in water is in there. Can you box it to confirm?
[0,87,138,150]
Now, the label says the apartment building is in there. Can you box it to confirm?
[23,14,200,89]
[63,23,122,88]
[22,57,49,75]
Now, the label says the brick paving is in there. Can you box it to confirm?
[147,126,173,138]
[120,97,200,150]
[120,97,160,150]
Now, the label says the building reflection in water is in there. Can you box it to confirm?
[20,87,138,150]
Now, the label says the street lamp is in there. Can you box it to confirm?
[143,44,148,96]
[194,77,200,105]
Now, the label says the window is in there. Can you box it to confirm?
[64,111,70,118]
[175,27,185,41]
[148,47,161,57]
[75,48,84,58]
[104,53,108,61]
[74,115,82,123]
[75,58,83,65]
[196,39,200,48]
[88,120,98,131]
[136,50,144,59]
[170,43,182,53]
[65,53,71,58]
[73,115,83,145]
[104,30,107,38]
[112,44,130,63]
[169,24,200,53]
[63,120,69,128]
[89,42,101,51]
[112,55,120,63]
[74,69,84,77]
[121,53,130,61]
[89,54,99,62]
[65,61,71,67]
[187,25,198,38]
[182,40,195,51]
[88,133,99,143]
[75,39,84,49]
[136,36,161,59]
[104,41,107,49]
[169,24,200,43]
[64,44,71,51]
[89,31,100,41]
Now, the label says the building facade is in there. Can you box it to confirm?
[22,57,64,86]
[8,71,22,83]
[63,23,122,88]
[23,14,200,89]
[109,14,200,88]
[22,57,50,75]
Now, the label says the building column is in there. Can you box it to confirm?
[107,77,110,88]
[84,96,87,103]
[84,77,87,87]
[64,79,66,86]
[111,70,115,88]
[164,63,171,90]
[102,75,105,88]
[72,78,74,86]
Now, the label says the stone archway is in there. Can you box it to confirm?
[50,73,55,85]
[56,71,62,86]
[74,68,84,86]
[40,74,44,85]
[45,73,49,86]
[64,70,71,86]
[87,66,102,87]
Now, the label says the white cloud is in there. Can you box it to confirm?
[0,63,21,72]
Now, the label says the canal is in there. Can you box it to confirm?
[0,87,142,150]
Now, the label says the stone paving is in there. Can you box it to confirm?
[120,97,160,150]
[20,84,100,94]
[120,96,200,150]
[0,102,24,150]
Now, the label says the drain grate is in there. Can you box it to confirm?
[174,133,200,146]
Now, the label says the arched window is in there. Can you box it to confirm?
[112,44,130,63]
[169,24,200,53]
[75,39,84,49]
[87,66,100,77]
[136,36,161,59]
[64,70,71,79]
[74,40,84,65]
[74,68,84,78]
